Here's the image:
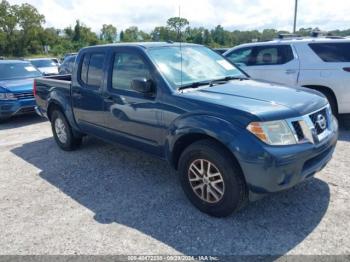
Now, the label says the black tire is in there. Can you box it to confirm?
[0,117,10,123]
[178,139,247,217]
[51,110,82,151]
[322,91,338,116]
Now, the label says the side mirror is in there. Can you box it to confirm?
[131,78,154,94]
[235,62,246,68]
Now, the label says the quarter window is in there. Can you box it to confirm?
[309,43,350,62]
[111,52,151,91]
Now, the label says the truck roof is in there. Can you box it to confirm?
[82,42,201,51]
[231,37,350,49]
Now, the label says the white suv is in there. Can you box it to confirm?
[224,37,350,116]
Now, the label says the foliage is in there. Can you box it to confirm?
[166,17,189,40]
[0,1,350,58]
[100,24,117,43]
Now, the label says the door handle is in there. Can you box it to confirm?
[285,69,297,75]
[103,96,115,103]
[72,90,82,98]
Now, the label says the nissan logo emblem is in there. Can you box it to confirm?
[316,114,327,130]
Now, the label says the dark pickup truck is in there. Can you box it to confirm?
[34,42,338,217]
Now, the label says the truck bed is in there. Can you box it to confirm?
[35,74,72,89]
[34,74,73,119]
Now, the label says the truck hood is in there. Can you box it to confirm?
[0,78,35,93]
[180,79,328,120]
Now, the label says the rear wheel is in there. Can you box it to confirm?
[178,139,247,217]
[51,110,82,151]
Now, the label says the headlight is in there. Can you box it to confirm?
[247,120,297,145]
[0,93,17,100]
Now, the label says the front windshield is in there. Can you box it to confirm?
[0,62,42,81]
[148,45,245,89]
[30,59,57,68]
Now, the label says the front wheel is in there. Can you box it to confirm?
[178,139,247,217]
[51,110,82,151]
[0,116,10,123]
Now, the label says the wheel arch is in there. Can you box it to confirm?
[47,100,65,121]
[170,132,245,180]
[302,85,338,114]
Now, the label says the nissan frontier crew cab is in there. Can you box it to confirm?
[34,43,338,217]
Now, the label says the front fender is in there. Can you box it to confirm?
[165,114,245,164]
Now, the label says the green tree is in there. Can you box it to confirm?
[120,26,150,42]
[15,3,45,55]
[119,30,124,41]
[100,24,117,43]
[69,20,99,49]
[151,26,175,41]
[261,29,278,41]
[73,20,81,42]
[123,26,141,42]
[0,0,19,55]
[166,17,189,40]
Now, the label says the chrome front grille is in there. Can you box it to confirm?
[13,92,34,99]
[309,108,328,135]
[291,121,305,141]
[287,105,333,144]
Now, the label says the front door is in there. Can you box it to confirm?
[102,49,162,156]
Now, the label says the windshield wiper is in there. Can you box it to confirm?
[178,76,248,91]
[178,81,211,91]
[208,76,247,87]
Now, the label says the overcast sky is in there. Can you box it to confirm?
[9,0,350,33]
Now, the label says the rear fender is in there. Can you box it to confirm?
[47,91,80,133]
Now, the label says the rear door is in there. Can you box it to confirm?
[71,51,107,134]
[226,44,300,87]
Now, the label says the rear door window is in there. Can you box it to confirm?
[308,43,350,62]
[87,53,105,87]
[80,55,89,83]
[79,53,106,88]
[251,45,294,66]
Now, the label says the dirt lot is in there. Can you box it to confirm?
[0,114,349,256]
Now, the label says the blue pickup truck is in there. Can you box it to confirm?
[34,42,338,217]
[0,60,42,121]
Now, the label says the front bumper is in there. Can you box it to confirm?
[235,118,338,201]
[0,99,36,119]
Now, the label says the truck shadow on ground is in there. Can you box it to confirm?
[10,135,337,256]
[0,114,46,131]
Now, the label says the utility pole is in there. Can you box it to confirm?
[293,0,298,33]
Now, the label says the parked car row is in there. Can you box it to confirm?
[27,58,59,75]
[0,60,42,121]
[58,54,77,75]
[0,52,79,121]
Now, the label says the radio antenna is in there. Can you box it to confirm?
[179,5,183,91]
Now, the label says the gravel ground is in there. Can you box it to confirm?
[0,114,349,256]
